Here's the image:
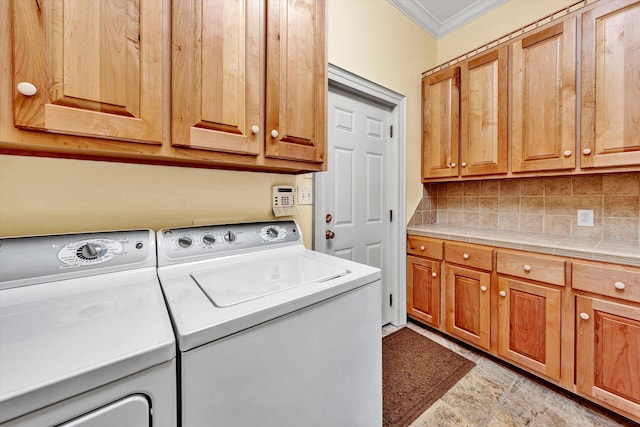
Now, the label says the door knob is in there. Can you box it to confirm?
[325,230,335,240]
[325,213,333,223]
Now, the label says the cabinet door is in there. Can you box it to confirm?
[265,0,326,163]
[12,0,163,144]
[511,19,576,172]
[445,264,491,350]
[459,49,508,177]
[422,67,460,180]
[172,0,261,155]
[576,296,640,419]
[497,277,561,381]
[407,255,441,327]
[581,0,640,169]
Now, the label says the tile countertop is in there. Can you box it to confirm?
[407,224,640,268]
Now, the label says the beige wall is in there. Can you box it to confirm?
[437,0,577,64]
[0,0,435,242]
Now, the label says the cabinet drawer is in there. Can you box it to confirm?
[497,251,565,286]
[444,242,492,271]
[407,236,443,260]
[573,261,640,303]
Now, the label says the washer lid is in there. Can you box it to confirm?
[191,254,348,307]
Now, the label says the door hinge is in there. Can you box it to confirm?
[389,294,393,307]
[390,125,393,138]
[390,210,393,222]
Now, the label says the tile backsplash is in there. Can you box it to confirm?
[410,173,640,242]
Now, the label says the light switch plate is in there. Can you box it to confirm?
[577,209,594,227]
[298,186,313,205]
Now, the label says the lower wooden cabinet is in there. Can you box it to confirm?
[407,255,440,327]
[575,296,640,420]
[444,264,491,350]
[497,277,562,381]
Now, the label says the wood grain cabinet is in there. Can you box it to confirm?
[511,19,577,173]
[496,250,565,381]
[12,0,163,144]
[443,242,492,350]
[407,236,443,327]
[172,0,326,166]
[573,260,640,420]
[581,0,640,169]
[422,67,460,180]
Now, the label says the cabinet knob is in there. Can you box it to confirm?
[463,253,469,260]
[17,82,37,96]
[480,286,487,292]
[461,162,467,167]
[579,312,590,320]
[432,272,437,278]
[251,125,260,134]
[523,264,531,272]
[450,162,457,168]
[583,148,592,155]
[419,245,425,251]
[563,150,572,157]
[499,290,506,297]
[614,281,626,290]
[271,129,279,138]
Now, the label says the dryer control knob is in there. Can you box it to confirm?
[224,231,236,242]
[178,237,193,248]
[202,234,216,245]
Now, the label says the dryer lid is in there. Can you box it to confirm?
[190,253,348,307]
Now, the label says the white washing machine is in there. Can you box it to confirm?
[156,221,382,427]
[0,230,177,426]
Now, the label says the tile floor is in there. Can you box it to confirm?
[383,321,638,427]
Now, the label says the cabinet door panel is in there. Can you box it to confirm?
[576,296,640,418]
[265,0,326,163]
[460,49,508,176]
[512,20,576,172]
[498,278,561,380]
[422,67,460,179]
[407,256,440,327]
[445,264,490,350]
[581,0,640,168]
[172,0,260,155]
[12,0,163,143]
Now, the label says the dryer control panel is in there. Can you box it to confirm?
[157,221,301,265]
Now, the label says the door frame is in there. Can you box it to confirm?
[314,64,407,326]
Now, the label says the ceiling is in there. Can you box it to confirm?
[388,0,507,39]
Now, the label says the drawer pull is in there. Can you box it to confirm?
[579,312,590,320]
[432,272,437,278]
[614,281,626,290]
[17,82,37,96]
[499,290,506,297]
[480,286,487,292]
[463,253,470,260]
[523,264,531,272]
[420,245,425,251]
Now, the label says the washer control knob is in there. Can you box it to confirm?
[202,234,216,245]
[79,243,101,259]
[178,237,193,248]
[224,231,236,242]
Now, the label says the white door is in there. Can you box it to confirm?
[316,86,393,324]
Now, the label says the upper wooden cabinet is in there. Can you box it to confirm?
[172,0,261,155]
[581,0,640,169]
[460,48,508,177]
[511,19,576,173]
[265,0,327,163]
[11,0,163,144]
[172,0,326,165]
[422,67,460,180]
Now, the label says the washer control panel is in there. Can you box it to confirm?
[0,230,154,289]
[158,221,301,263]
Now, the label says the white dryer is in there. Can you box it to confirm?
[156,221,382,427]
[0,230,176,427]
